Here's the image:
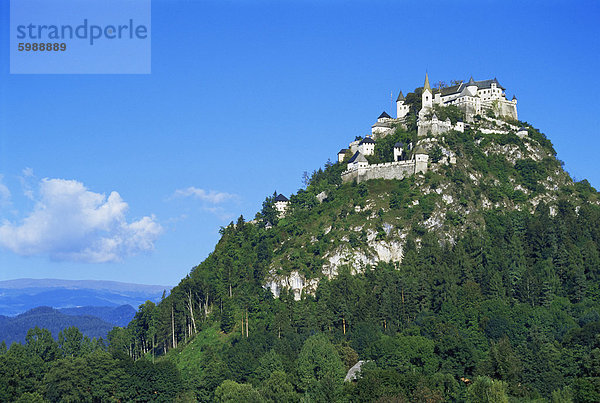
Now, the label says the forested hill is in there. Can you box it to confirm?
[109,107,600,401]
[3,108,600,402]
[0,306,115,345]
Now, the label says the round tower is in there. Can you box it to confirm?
[396,91,409,119]
[467,76,478,95]
[413,145,429,174]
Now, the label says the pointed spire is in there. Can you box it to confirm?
[424,72,431,92]
[396,91,405,102]
[468,76,476,85]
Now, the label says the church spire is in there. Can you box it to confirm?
[424,72,431,92]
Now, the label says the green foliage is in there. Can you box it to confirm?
[297,334,345,399]
[260,371,297,403]
[58,326,83,357]
[515,159,547,192]
[374,334,438,374]
[253,350,284,384]
[467,376,509,403]
[429,145,443,163]
[432,104,465,124]
[43,351,128,402]
[369,128,414,164]
[214,380,263,403]
[25,327,60,363]
[14,392,45,402]
[220,299,236,333]
[4,113,600,402]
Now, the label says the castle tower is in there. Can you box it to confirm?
[396,91,409,119]
[393,142,405,161]
[337,148,350,163]
[413,145,429,174]
[358,136,375,156]
[421,73,433,111]
[274,194,290,217]
[466,76,478,95]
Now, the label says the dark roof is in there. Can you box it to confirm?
[378,111,391,119]
[426,77,506,97]
[413,145,427,154]
[394,142,405,148]
[512,95,517,100]
[518,127,527,131]
[473,77,505,90]
[275,194,289,202]
[338,148,349,154]
[348,151,368,164]
[359,137,375,145]
[396,91,405,102]
[435,83,462,96]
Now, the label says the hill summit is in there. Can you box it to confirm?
[258,75,597,300]
[113,76,600,402]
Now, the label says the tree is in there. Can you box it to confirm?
[260,371,297,403]
[14,392,45,402]
[43,351,127,402]
[25,327,60,362]
[297,334,345,399]
[58,326,83,357]
[467,376,509,403]
[214,380,263,403]
[430,146,443,163]
[253,350,284,384]
[0,343,45,401]
[220,298,236,333]
[302,171,310,188]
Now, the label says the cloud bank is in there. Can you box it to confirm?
[173,187,237,204]
[0,178,162,263]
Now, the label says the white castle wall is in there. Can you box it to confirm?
[341,160,421,184]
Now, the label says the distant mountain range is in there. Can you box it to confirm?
[0,278,171,316]
[0,306,135,345]
[59,304,137,328]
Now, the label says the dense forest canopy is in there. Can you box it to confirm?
[2,106,600,402]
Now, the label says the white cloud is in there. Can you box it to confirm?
[202,206,235,222]
[0,178,162,263]
[173,187,237,204]
[0,175,10,205]
[19,168,35,200]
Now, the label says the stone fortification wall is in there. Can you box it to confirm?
[342,160,416,184]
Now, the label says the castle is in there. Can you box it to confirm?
[340,73,520,183]
[402,73,518,122]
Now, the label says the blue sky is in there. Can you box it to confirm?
[0,0,599,286]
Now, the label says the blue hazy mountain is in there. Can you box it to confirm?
[58,304,137,328]
[0,278,171,317]
[0,306,115,345]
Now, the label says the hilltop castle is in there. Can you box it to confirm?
[400,73,518,121]
[340,73,521,183]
